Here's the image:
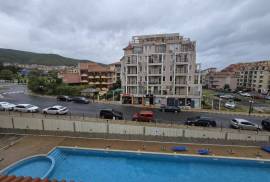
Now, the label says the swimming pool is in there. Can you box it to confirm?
[2,147,270,182]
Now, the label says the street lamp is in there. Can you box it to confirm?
[249,99,254,115]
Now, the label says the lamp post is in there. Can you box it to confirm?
[249,99,254,115]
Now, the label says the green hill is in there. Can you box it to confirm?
[0,48,92,66]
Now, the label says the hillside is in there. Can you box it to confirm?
[0,48,92,66]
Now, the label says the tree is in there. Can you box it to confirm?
[0,69,14,80]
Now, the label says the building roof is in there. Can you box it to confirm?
[222,60,270,72]
[0,175,68,182]
[79,63,112,72]
[109,61,121,65]
[62,73,81,84]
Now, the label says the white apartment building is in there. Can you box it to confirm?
[121,33,202,108]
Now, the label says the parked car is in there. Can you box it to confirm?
[240,92,251,97]
[220,94,234,99]
[224,100,236,109]
[99,109,123,120]
[252,94,265,99]
[185,116,216,127]
[0,102,16,111]
[261,118,270,131]
[265,96,270,100]
[132,111,154,122]
[72,97,90,104]
[42,105,68,115]
[230,118,261,130]
[160,105,181,112]
[14,104,39,113]
[57,95,72,102]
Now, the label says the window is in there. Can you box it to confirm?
[170,76,172,81]
[163,77,165,81]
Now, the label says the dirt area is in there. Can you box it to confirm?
[1,134,270,170]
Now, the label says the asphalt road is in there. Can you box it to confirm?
[0,84,268,129]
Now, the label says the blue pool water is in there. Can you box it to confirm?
[4,156,52,178]
[2,147,270,182]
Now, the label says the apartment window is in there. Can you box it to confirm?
[170,76,172,81]
[259,80,263,83]
[133,47,143,54]
[145,76,147,81]
[163,77,165,81]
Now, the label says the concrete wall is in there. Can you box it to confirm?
[0,115,269,143]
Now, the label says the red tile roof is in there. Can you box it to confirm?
[79,63,112,72]
[61,73,81,84]
[0,175,70,182]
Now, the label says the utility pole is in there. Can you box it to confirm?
[249,99,254,115]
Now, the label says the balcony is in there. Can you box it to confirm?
[148,81,161,85]
[148,69,162,75]
[175,81,187,85]
[81,80,88,83]
[81,73,88,77]
[127,72,137,76]
[126,60,137,65]
[175,71,188,75]
[88,75,94,78]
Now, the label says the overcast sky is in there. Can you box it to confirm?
[0,0,269,69]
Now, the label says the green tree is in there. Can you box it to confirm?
[0,69,14,80]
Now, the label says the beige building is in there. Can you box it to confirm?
[79,62,115,92]
[235,61,270,93]
[200,67,217,87]
[121,33,202,108]
[109,61,121,82]
[205,71,237,90]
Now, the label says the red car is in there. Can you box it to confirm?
[132,111,155,122]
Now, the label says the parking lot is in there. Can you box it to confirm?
[203,89,270,113]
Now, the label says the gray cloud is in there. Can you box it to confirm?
[0,0,269,68]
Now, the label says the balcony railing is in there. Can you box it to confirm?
[148,70,161,75]
[149,81,161,84]
[127,81,137,85]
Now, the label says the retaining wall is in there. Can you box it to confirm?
[0,115,269,143]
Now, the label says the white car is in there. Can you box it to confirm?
[14,104,39,113]
[224,101,236,109]
[0,102,16,111]
[42,105,68,115]
[240,92,251,97]
[220,95,234,99]
[230,118,261,131]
